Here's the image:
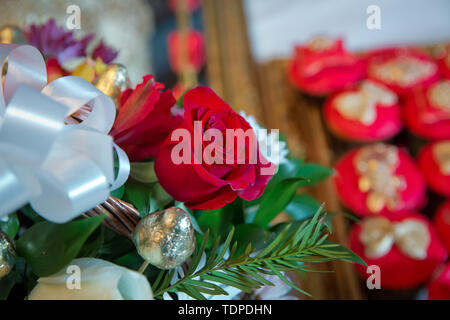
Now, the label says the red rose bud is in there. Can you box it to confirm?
[324,80,402,142]
[428,263,450,300]
[418,142,450,197]
[111,75,183,162]
[367,47,440,96]
[46,58,69,83]
[288,37,365,96]
[167,30,205,73]
[350,212,447,290]
[333,144,426,218]
[434,201,450,254]
[154,86,276,210]
[404,80,450,140]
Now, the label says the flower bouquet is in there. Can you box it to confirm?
[0,20,364,300]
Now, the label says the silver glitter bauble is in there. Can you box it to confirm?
[0,231,16,279]
[132,207,195,270]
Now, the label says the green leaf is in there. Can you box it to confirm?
[0,213,19,239]
[296,163,333,187]
[150,183,173,212]
[285,193,320,221]
[16,215,105,277]
[197,198,244,245]
[124,179,153,216]
[130,161,158,183]
[110,185,125,199]
[231,224,268,257]
[0,271,20,300]
[253,177,304,228]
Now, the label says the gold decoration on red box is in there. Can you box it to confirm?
[354,144,405,214]
[433,141,450,175]
[360,216,430,259]
[428,80,450,111]
[335,81,397,125]
[370,57,437,87]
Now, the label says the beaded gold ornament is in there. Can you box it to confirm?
[370,57,437,87]
[354,144,406,214]
[359,216,430,260]
[433,141,450,175]
[334,80,397,125]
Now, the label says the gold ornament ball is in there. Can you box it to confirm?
[132,207,195,270]
[0,231,16,279]
[92,63,130,112]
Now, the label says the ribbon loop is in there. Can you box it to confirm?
[0,44,129,223]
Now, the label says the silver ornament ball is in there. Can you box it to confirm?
[0,231,16,279]
[132,207,195,270]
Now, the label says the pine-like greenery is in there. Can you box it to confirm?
[152,208,365,299]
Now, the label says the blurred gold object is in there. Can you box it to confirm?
[0,231,16,279]
[0,25,27,44]
[360,217,430,260]
[92,63,130,111]
[132,207,195,270]
[428,80,450,111]
[335,81,397,125]
[433,141,450,175]
[354,144,405,214]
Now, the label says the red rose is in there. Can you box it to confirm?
[289,37,365,96]
[155,87,276,210]
[167,30,205,73]
[110,75,183,162]
[428,263,450,300]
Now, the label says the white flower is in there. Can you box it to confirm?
[239,111,289,166]
[28,258,153,300]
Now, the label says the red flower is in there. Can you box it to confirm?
[434,201,450,254]
[46,58,68,83]
[289,37,365,96]
[167,30,205,73]
[436,44,450,79]
[110,75,183,162]
[154,87,276,210]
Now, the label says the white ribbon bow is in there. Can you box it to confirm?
[0,44,130,223]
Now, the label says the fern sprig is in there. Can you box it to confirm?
[152,208,365,300]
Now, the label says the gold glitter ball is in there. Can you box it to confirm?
[132,207,195,270]
[0,231,16,279]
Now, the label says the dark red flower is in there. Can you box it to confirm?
[110,75,183,162]
[434,201,450,254]
[167,30,205,73]
[289,37,365,96]
[26,19,94,64]
[154,87,276,210]
[92,40,119,64]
